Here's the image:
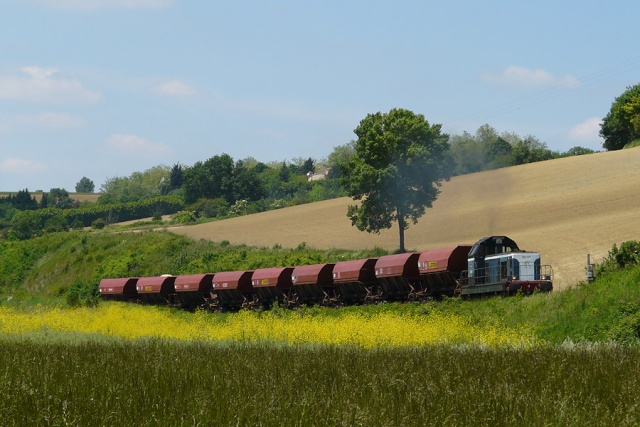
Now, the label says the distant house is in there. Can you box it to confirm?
[307,167,330,181]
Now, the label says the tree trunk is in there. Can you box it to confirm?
[397,208,406,253]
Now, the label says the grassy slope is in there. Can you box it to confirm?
[169,148,640,290]
[3,230,640,343]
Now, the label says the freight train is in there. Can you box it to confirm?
[99,235,553,310]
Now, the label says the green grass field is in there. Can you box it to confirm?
[1,338,639,426]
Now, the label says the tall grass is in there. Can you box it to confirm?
[0,338,638,426]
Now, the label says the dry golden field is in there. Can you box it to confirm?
[172,148,640,290]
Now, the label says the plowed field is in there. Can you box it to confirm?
[170,148,640,290]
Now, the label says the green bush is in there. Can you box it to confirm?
[66,278,99,307]
[597,241,640,276]
[169,210,197,224]
[91,218,106,229]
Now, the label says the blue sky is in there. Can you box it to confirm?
[1,0,639,192]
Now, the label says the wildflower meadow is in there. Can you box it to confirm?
[0,303,536,348]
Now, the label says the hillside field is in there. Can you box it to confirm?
[169,148,640,290]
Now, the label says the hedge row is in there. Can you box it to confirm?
[62,195,184,226]
[9,196,185,239]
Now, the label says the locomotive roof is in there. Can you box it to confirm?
[468,236,520,258]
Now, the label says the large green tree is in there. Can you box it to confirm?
[48,188,74,209]
[341,108,451,253]
[75,177,95,193]
[99,165,171,203]
[601,83,640,151]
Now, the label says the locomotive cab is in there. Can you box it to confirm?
[461,236,553,296]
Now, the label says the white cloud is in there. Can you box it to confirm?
[0,157,47,174]
[481,66,579,87]
[569,117,603,142]
[38,0,172,10]
[151,80,196,96]
[0,67,101,104]
[106,133,170,157]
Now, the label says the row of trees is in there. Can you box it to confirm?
[92,156,343,219]
[449,125,596,176]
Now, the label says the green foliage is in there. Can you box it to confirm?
[561,146,596,157]
[342,108,451,252]
[182,154,236,204]
[66,277,99,307]
[0,189,38,211]
[308,178,345,201]
[187,198,229,218]
[91,218,106,229]
[168,163,183,191]
[0,203,18,231]
[0,232,70,292]
[510,136,558,165]
[596,241,640,276]
[624,138,640,148]
[47,188,74,209]
[99,165,171,203]
[449,124,581,175]
[4,196,184,238]
[228,199,249,216]
[9,210,44,240]
[74,177,95,193]
[327,140,356,179]
[601,83,640,151]
[43,211,69,233]
[169,210,197,224]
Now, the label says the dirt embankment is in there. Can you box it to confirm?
[169,148,640,290]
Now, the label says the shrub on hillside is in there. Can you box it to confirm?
[91,218,106,229]
[66,278,99,307]
[597,241,640,276]
[170,210,197,224]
